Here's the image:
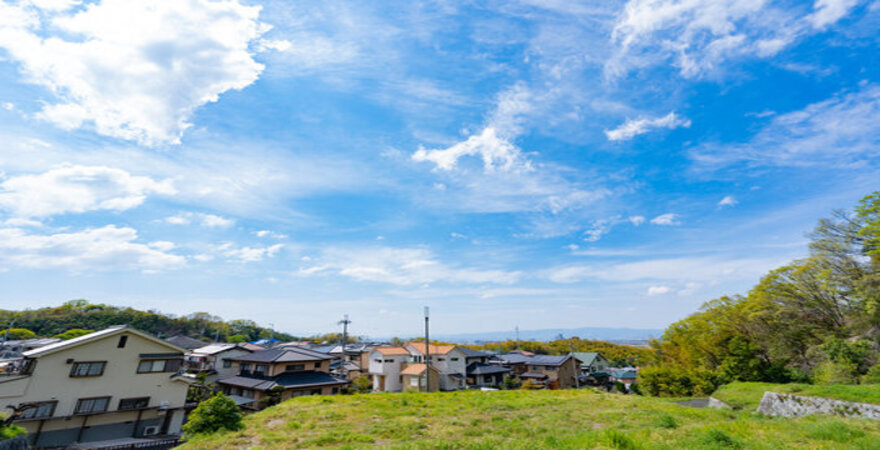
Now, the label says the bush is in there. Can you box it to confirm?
[182,393,244,437]
[52,329,94,340]
[500,376,521,390]
[861,362,880,384]
[0,424,26,439]
[352,375,372,393]
[812,361,858,385]
[639,365,721,397]
[3,328,36,340]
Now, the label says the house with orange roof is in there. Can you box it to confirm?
[367,343,468,392]
[399,364,441,392]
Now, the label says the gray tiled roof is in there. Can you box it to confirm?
[466,362,510,376]
[230,347,335,363]
[528,355,572,366]
[217,371,349,391]
[459,347,490,358]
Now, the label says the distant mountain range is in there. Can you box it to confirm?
[425,327,663,345]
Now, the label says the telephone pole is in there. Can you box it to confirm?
[338,314,352,355]
[515,325,520,350]
[569,338,580,389]
[424,306,430,392]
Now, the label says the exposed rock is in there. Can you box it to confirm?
[757,391,880,420]
[708,397,733,409]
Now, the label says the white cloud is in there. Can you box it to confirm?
[0,225,184,271]
[298,246,522,286]
[719,195,738,206]
[164,212,234,228]
[650,213,681,226]
[605,112,691,141]
[546,256,783,284]
[0,0,279,145]
[255,230,287,239]
[412,83,533,173]
[607,0,859,78]
[0,165,174,218]
[692,85,880,168]
[218,242,283,263]
[647,285,671,295]
[628,215,646,226]
[678,282,702,295]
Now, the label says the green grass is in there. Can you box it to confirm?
[712,382,880,411]
[180,389,880,449]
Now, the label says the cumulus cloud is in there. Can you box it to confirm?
[299,246,522,286]
[647,285,671,295]
[0,165,174,218]
[164,212,234,228]
[0,225,184,271]
[607,0,860,78]
[218,242,283,263]
[0,0,282,145]
[605,112,691,141]
[718,195,738,206]
[255,230,287,239]
[692,85,880,168]
[650,213,681,226]
[628,215,646,226]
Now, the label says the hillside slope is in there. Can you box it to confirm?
[181,389,880,449]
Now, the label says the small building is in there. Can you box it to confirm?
[610,369,638,391]
[399,364,441,392]
[404,342,467,391]
[217,347,349,409]
[465,363,510,388]
[369,347,411,392]
[0,338,61,361]
[571,352,610,375]
[184,343,257,382]
[522,355,581,389]
[1,326,191,448]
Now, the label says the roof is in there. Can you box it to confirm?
[24,326,186,358]
[498,353,532,365]
[238,343,265,352]
[217,371,349,391]
[374,346,410,356]
[520,372,548,379]
[529,355,573,367]
[572,352,602,366]
[191,343,238,355]
[458,347,490,358]
[165,335,207,350]
[612,369,638,379]
[400,363,440,376]
[509,349,535,356]
[231,346,334,363]
[466,363,510,376]
[406,342,456,355]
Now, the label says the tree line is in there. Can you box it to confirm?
[0,300,298,343]
[641,191,880,396]
[465,338,656,367]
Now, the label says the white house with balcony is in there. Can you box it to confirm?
[368,342,467,392]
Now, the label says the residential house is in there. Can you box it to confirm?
[0,339,61,361]
[493,353,533,376]
[216,347,349,409]
[368,347,411,392]
[610,369,638,391]
[459,348,509,388]
[519,355,581,389]
[184,343,257,383]
[404,342,467,391]
[399,364,441,392]
[324,343,376,380]
[571,352,610,375]
[0,326,191,448]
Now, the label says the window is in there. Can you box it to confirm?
[531,366,541,371]
[118,397,149,410]
[70,361,106,377]
[374,359,382,363]
[410,377,419,386]
[241,389,254,399]
[240,363,252,373]
[137,359,181,373]
[437,357,445,362]
[484,376,492,383]
[451,358,459,361]
[19,401,56,420]
[286,364,305,372]
[314,362,320,369]
[117,336,128,348]
[254,365,268,375]
[223,360,232,369]
[383,359,394,363]
[74,397,110,415]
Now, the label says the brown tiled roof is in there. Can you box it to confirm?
[375,346,410,356]
[407,342,456,355]
[401,363,427,375]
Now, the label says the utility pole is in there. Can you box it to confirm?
[268,323,274,341]
[515,325,520,350]
[424,306,430,392]
[569,338,580,389]
[338,315,352,357]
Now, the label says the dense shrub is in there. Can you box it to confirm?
[182,393,244,437]
[639,365,721,397]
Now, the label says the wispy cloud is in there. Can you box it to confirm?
[164,212,235,228]
[718,195,738,207]
[605,112,690,141]
[650,213,681,226]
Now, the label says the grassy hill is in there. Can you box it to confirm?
[181,389,880,449]
[712,382,880,411]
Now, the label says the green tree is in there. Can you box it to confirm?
[352,375,372,393]
[182,393,243,436]
[3,328,36,340]
[52,329,93,340]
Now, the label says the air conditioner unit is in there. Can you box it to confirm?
[143,426,160,436]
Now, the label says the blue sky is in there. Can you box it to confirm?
[0,0,877,338]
